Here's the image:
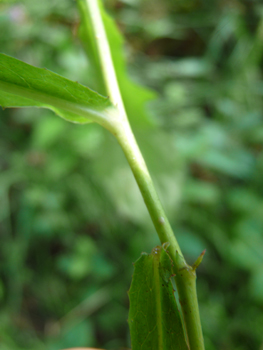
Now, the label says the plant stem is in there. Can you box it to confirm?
[83,0,183,257]
[114,119,183,257]
[114,120,205,350]
[83,1,205,349]
[84,0,126,118]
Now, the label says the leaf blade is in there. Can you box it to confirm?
[0,53,112,125]
[128,246,189,350]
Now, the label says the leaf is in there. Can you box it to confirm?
[128,246,189,350]
[0,53,112,124]
[77,0,156,128]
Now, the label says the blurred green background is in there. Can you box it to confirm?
[1,0,263,349]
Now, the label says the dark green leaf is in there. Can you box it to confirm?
[128,246,189,350]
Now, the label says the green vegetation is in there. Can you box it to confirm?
[128,245,189,350]
[0,0,263,349]
[0,0,204,347]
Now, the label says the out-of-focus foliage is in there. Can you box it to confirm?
[0,0,263,350]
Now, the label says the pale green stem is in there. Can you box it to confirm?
[114,119,205,350]
[113,118,183,257]
[84,0,126,118]
[83,1,205,349]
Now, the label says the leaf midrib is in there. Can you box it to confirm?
[153,253,164,350]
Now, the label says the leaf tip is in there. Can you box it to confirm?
[192,249,206,271]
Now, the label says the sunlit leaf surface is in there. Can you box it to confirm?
[0,53,111,124]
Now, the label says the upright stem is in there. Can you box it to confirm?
[84,0,126,117]
[113,119,205,350]
[83,1,205,349]
[83,0,182,256]
[114,119,183,258]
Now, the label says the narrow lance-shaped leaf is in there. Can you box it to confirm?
[128,245,189,350]
[0,53,112,125]
[77,0,156,127]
